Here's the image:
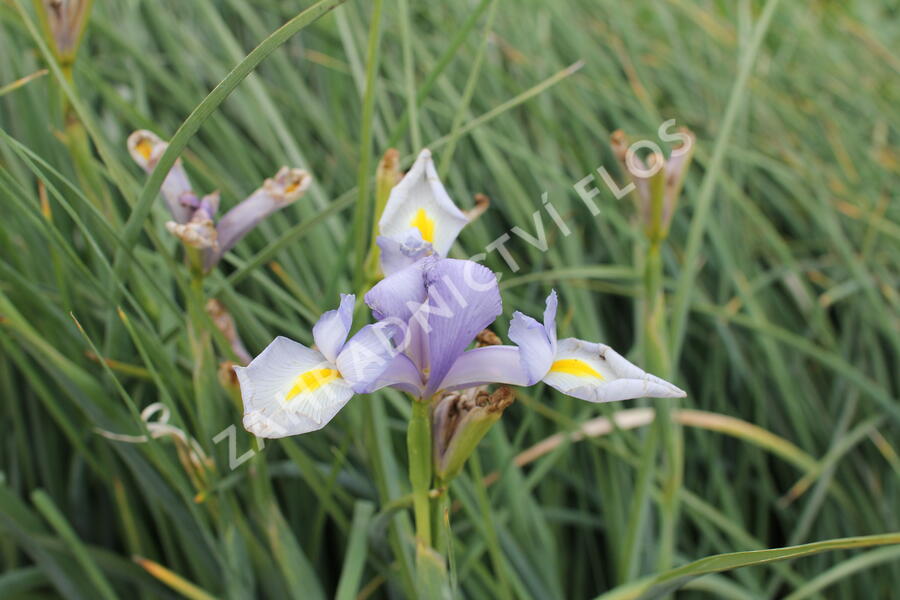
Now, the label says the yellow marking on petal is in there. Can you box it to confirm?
[285,368,340,401]
[135,138,154,160]
[410,208,435,243]
[549,359,605,380]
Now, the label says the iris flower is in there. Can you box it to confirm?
[235,147,683,438]
[236,257,684,438]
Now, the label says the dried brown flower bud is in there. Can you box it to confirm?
[206,299,251,365]
[42,0,92,60]
[475,329,502,347]
[432,386,516,481]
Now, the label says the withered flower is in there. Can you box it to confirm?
[432,386,516,482]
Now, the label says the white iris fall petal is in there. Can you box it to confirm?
[542,338,686,403]
[509,291,686,403]
[235,294,395,438]
[236,336,352,438]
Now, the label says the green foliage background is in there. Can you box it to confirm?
[1,0,898,598]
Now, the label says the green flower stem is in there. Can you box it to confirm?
[643,240,682,576]
[642,241,669,373]
[407,397,452,596]
[63,113,117,224]
[623,234,681,582]
[31,0,115,223]
[185,249,216,445]
[407,397,433,548]
[431,480,456,593]
[430,479,449,555]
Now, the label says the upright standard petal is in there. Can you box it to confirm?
[508,291,558,385]
[235,336,353,438]
[313,294,355,363]
[418,258,502,396]
[364,259,428,322]
[378,149,468,257]
[542,338,686,403]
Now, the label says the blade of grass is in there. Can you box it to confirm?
[596,533,900,600]
[31,490,119,600]
[335,501,375,600]
[350,0,384,289]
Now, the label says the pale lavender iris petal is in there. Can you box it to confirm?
[335,321,398,393]
[377,230,433,276]
[161,167,196,224]
[313,294,355,363]
[205,190,283,270]
[368,352,424,396]
[364,259,428,322]
[197,191,220,218]
[438,346,530,391]
[419,258,502,396]
[204,168,310,270]
[508,310,554,385]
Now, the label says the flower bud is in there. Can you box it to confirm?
[206,299,251,365]
[375,148,402,207]
[365,149,403,281]
[218,360,244,412]
[611,128,695,242]
[432,386,515,482]
[475,328,501,347]
[218,360,241,389]
[41,0,92,61]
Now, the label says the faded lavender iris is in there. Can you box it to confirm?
[127,130,311,271]
[235,149,685,439]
